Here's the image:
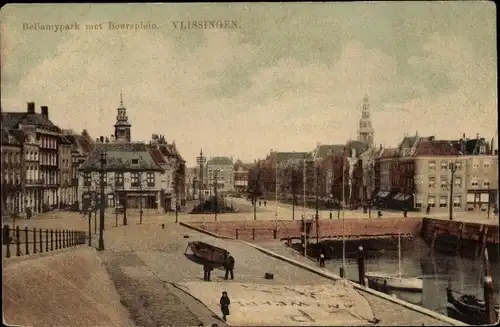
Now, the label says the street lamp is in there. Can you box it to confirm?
[98,152,107,251]
[448,161,459,221]
[196,150,207,205]
[213,169,219,221]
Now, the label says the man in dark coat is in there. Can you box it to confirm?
[203,262,213,281]
[220,291,230,322]
[224,253,235,280]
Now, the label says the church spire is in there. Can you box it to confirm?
[114,93,132,142]
[120,91,123,107]
[357,94,375,146]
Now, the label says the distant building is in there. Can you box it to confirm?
[205,156,234,195]
[233,160,252,193]
[1,128,23,214]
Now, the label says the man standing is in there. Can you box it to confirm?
[203,262,213,281]
[224,253,235,280]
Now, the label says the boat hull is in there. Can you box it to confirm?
[187,241,229,266]
[365,272,423,292]
[446,288,499,325]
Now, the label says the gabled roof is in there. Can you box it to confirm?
[413,140,461,156]
[311,144,345,160]
[149,146,167,165]
[1,128,21,146]
[79,142,164,172]
[345,140,369,157]
[207,156,233,166]
[1,111,59,131]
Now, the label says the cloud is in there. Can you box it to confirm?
[1,6,496,166]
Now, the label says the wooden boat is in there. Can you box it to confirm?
[186,241,229,266]
[366,272,423,292]
[366,232,424,292]
[446,287,499,325]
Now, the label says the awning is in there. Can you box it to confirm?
[393,193,403,201]
[377,191,390,198]
[400,194,412,201]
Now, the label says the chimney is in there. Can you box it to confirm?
[27,102,35,114]
[476,133,480,140]
[96,138,100,143]
[41,106,49,119]
[100,136,104,143]
[463,133,466,139]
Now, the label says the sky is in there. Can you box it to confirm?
[1,2,497,166]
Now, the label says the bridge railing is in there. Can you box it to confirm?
[2,224,88,259]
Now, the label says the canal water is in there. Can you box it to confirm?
[323,239,500,318]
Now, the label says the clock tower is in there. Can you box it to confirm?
[114,93,132,142]
[357,95,374,146]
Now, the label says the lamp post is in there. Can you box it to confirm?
[368,162,374,219]
[175,200,179,223]
[98,152,106,251]
[315,166,320,243]
[196,150,206,205]
[214,169,219,221]
[139,171,144,225]
[448,161,458,221]
[122,177,128,226]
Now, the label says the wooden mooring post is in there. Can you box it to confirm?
[357,245,366,286]
[483,247,498,324]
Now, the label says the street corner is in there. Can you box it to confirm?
[174,282,376,326]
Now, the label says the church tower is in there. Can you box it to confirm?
[357,95,374,146]
[114,93,132,142]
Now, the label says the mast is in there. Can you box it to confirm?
[398,231,402,278]
[342,151,346,275]
[303,157,307,257]
[275,157,279,230]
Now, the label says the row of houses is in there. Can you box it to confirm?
[1,102,95,216]
[248,133,498,213]
[184,157,253,200]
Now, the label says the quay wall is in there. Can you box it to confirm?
[189,218,422,241]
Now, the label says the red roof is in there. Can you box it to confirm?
[149,147,166,164]
[413,140,460,156]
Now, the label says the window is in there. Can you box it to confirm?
[440,161,448,169]
[440,177,448,188]
[428,176,436,188]
[147,172,155,187]
[455,161,462,170]
[454,177,462,188]
[115,173,124,187]
[84,172,91,187]
[103,173,107,186]
[439,196,447,208]
[415,195,423,209]
[479,146,486,154]
[471,179,479,187]
[131,172,140,187]
[483,181,490,188]
[131,159,139,164]
[484,161,490,168]
[428,196,436,208]
[454,196,461,208]
[428,161,436,170]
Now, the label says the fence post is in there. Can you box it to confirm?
[70,231,73,246]
[59,230,62,249]
[33,227,37,254]
[25,227,29,255]
[50,229,54,251]
[236,229,239,239]
[252,228,255,240]
[39,228,43,253]
[3,225,11,258]
[15,226,21,257]
[63,230,66,248]
[55,229,59,250]
[45,229,49,252]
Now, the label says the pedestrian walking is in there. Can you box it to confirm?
[220,291,231,322]
[426,204,431,215]
[203,262,213,281]
[403,209,408,218]
[224,253,235,280]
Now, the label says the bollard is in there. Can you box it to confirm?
[161,224,165,229]
[339,267,345,278]
[50,229,54,251]
[39,228,43,253]
[15,226,21,256]
[25,227,29,255]
[364,277,369,288]
[383,280,388,293]
[33,227,37,253]
[59,230,62,249]
[252,228,255,240]
[235,229,239,239]
[357,245,366,286]
[273,228,277,240]
[3,225,11,258]
[46,229,49,251]
[88,215,92,246]
[484,275,497,324]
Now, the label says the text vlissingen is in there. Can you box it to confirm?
[173,20,240,29]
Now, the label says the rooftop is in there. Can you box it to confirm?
[207,156,233,166]
[79,142,164,172]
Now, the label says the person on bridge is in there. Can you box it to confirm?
[220,291,231,322]
[224,253,235,280]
